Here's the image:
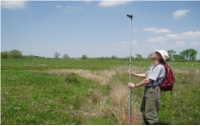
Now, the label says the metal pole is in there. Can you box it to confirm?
[127,14,133,125]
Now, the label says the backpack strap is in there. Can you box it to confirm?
[151,63,161,86]
[151,63,165,94]
[150,64,160,92]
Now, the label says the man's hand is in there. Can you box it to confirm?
[128,69,135,76]
[128,70,147,78]
[128,82,136,89]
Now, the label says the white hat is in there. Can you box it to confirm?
[155,49,169,62]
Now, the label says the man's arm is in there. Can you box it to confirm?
[128,78,152,88]
[129,69,147,78]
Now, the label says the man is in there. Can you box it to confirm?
[128,49,169,125]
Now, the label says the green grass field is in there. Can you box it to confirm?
[1,59,200,124]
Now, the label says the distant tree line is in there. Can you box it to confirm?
[167,48,197,61]
[1,50,22,59]
[1,49,199,62]
[1,50,45,59]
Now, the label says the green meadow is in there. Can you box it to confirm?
[1,59,200,124]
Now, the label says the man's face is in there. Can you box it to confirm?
[151,52,157,59]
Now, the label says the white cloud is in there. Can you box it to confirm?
[166,34,180,39]
[99,1,132,7]
[109,41,137,47]
[57,5,83,13]
[1,1,28,9]
[144,28,171,33]
[145,30,200,50]
[166,31,200,39]
[84,0,91,4]
[151,45,157,48]
[132,28,137,32]
[174,41,187,46]
[67,5,82,10]
[56,5,62,8]
[182,31,200,39]
[162,41,187,50]
[173,9,190,19]
[190,41,200,46]
[146,37,167,43]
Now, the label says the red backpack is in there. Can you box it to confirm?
[154,64,175,93]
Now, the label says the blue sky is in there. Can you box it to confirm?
[1,1,200,59]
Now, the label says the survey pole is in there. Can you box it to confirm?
[127,14,133,125]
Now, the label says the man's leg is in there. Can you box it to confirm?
[144,86,159,125]
[140,88,149,125]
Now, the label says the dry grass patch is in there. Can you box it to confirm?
[107,82,144,125]
[46,67,128,85]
